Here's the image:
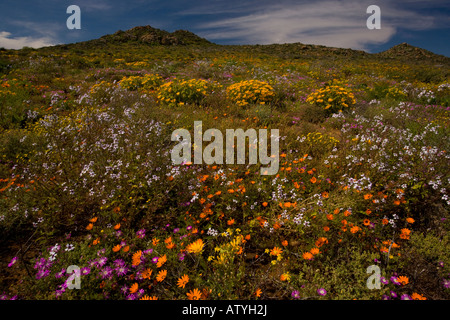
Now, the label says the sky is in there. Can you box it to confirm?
[0,0,449,56]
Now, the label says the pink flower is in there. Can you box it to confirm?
[8,257,18,268]
[317,288,327,296]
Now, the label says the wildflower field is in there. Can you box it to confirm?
[0,30,449,301]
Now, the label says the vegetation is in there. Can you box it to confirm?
[0,26,449,301]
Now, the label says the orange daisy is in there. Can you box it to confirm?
[186,288,202,300]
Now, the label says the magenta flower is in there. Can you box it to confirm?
[317,288,327,296]
[291,290,300,299]
[8,256,18,267]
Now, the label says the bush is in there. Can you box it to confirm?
[118,74,163,91]
[226,80,275,107]
[157,78,222,107]
[306,82,356,115]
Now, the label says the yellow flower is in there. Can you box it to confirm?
[177,274,189,288]
[186,239,205,254]
[280,272,291,281]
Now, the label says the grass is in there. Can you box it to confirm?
[0,35,449,301]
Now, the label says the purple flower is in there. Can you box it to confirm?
[36,269,51,280]
[115,265,129,277]
[317,288,327,296]
[120,285,129,295]
[382,295,391,300]
[126,294,136,300]
[136,289,145,299]
[151,256,159,264]
[81,267,91,276]
[114,259,125,268]
[390,291,397,298]
[186,226,192,231]
[401,294,412,300]
[291,290,300,299]
[173,228,180,233]
[55,268,66,279]
[55,289,64,299]
[8,257,18,268]
[136,228,146,239]
[96,256,108,268]
[0,293,8,300]
[380,277,389,285]
[99,266,113,280]
[178,252,186,261]
[390,276,401,286]
[442,279,450,289]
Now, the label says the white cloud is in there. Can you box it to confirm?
[0,31,56,49]
[193,0,437,50]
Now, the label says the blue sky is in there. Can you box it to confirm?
[0,0,449,56]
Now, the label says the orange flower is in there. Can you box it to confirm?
[86,223,94,231]
[140,295,158,300]
[323,226,330,232]
[302,252,313,260]
[186,288,202,300]
[186,239,204,254]
[315,237,328,247]
[321,191,329,198]
[406,217,415,224]
[310,177,317,184]
[156,254,167,268]
[177,274,189,288]
[333,208,340,215]
[396,276,409,285]
[262,202,268,207]
[122,245,130,253]
[364,194,373,200]
[166,241,175,249]
[142,268,153,279]
[156,269,167,282]
[382,218,389,225]
[113,207,120,213]
[326,214,334,220]
[227,219,235,225]
[89,217,98,223]
[363,219,371,226]
[255,288,262,298]
[129,282,139,294]
[281,240,288,247]
[343,210,351,217]
[310,247,320,255]
[93,238,100,245]
[411,292,426,300]
[393,199,401,205]
[132,250,142,267]
[270,247,283,256]
[152,238,160,246]
[112,244,122,252]
[350,226,360,234]
[114,223,121,230]
[280,272,291,281]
